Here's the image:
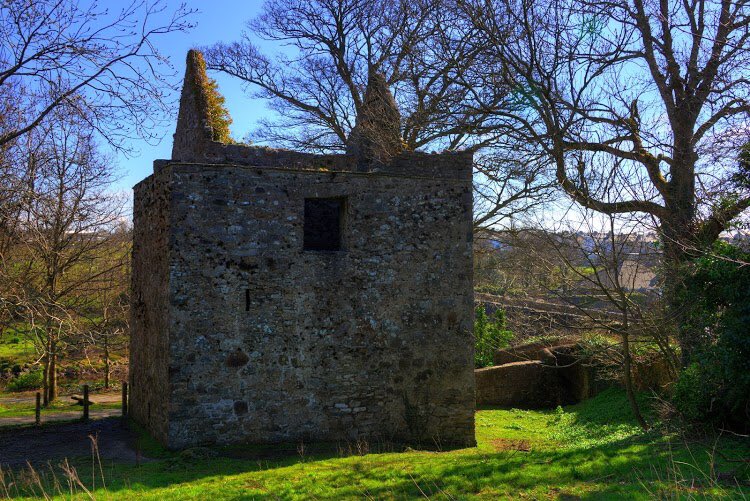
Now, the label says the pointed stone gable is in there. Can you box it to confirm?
[347,72,404,169]
[172,50,215,161]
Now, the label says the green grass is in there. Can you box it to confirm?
[5,389,750,499]
[0,397,120,419]
[0,334,36,360]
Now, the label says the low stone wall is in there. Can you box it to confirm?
[478,341,674,409]
[475,361,572,408]
[632,356,675,392]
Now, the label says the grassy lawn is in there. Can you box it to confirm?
[4,389,750,499]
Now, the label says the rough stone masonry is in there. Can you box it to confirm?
[130,50,475,449]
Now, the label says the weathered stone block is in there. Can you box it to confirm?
[475,361,569,408]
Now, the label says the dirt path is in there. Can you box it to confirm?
[0,391,121,406]
[0,408,121,426]
[0,417,144,467]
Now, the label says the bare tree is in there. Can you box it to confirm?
[2,108,126,403]
[204,0,554,229]
[0,0,192,392]
[520,206,679,428]
[0,0,195,151]
[80,226,130,390]
[473,151,556,230]
[460,0,750,363]
[204,0,492,152]
[475,228,575,297]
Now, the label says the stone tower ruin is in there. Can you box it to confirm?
[129,50,475,449]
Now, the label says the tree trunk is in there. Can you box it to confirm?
[661,154,698,367]
[612,224,649,430]
[104,334,110,389]
[42,344,49,407]
[47,337,57,402]
[660,215,696,367]
[622,327,648,430]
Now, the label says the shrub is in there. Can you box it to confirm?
[474,283,507,296]
[474,305,513,368]
[192,51,233,143]
[6,369,44,392]
[671,363,712,424]
[673,242,750,431]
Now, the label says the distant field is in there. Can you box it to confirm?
[0,335,35,361]
[3,389,748,499]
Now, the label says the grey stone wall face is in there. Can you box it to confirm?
[132,153,475,449]
[130,169,172,444]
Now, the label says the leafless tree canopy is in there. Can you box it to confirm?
[458,0,750,360]
[0,106,128,403]
[203,0,500,152]
[460,0,750,255]
[204,0,556,230]
[0,0,195,151]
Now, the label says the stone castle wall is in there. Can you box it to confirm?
[130,168,172,443]
[130,50,476,450]
[131,151,475,449]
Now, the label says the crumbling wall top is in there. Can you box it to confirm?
[346,72,405,169]
[166,50,470,180]
[172,50,216,161]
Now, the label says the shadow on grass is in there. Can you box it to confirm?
[4,389,749,499]
[93,433,749,499]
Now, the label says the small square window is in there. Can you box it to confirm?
[304,198,345,251]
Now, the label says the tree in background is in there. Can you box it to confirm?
[474,228,584,297]
[460,0,750,363]
[204,0,554,230]
[474,305,513,367]
[473,152,557,231]
[673,242,750,431]
[205,0,487,152]
[543,210,677,429]
[80,225,130,390]
[0,108,126,403]
[0,0,194,398]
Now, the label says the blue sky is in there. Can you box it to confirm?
[113,0,272,193]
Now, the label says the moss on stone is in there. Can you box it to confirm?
[193,52,232,143]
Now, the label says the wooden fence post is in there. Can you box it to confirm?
[35,392,41,426]
[82,384,89,421]
[122,381,128,421]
